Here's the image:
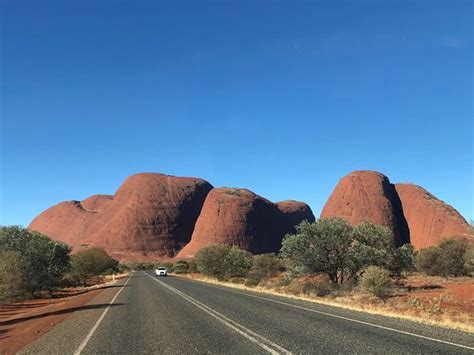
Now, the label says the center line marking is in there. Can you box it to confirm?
[145,272,291,355]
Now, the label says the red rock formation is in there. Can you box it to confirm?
[177,189,315,258]
[320,171,409,245]
[395,184,473,249]
[29,173,213,261]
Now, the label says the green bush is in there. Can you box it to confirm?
[0,226,71,295]
[196,244,232,278]
[174,260,189,274]
[223,247,253,278]
[415,246,441,276]
[0,251,27,303]
[188,259,198,273]
[359,266,392,299]
[416,238,470,277]
[70,247,118,286]
[196,244,253,279]
[464,247,474,277]
[252,253,283,277]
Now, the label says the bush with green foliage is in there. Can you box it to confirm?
[252,253,283,276]
[416,238,471,277]
[281,218,413,284]
[196,244,231,278]
[0,226,71,296]
[173,260,189,274]
[464,247,474,277]
[0,251,27,303]
[196,244,253,279]
[359,266,392,299]
[223,247,253,278]
[70,247,118,286]
[188,259,198,273]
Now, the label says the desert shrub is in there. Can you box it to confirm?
[244,277,260,287]
[173,260,189,274]
[0,251,27,303]
[196,244,252,279]
[359,266,392,299]
[188,259,198,273]
[464,247,474,277]
[437,239,469,277]
[285,279,305,295]
[0,226,71,295]
[301,279,334,297]
[223,247,253,278]
[415,246,442,276]
[230,277,246,284]
[70,247,118,286]
[416,238,470,277]
[196,244,231,278]
[252,253,283,277]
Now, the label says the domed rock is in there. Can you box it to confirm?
[276,200,315,229]
[29,173,213,261]
[320,171,410,245]
[176,189,315,258]
[395,184,473,249]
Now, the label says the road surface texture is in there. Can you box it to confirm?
[20,272,473,354]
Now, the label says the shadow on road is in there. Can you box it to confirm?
[0,303,127,327]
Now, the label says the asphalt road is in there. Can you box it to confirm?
[20,272,474,354]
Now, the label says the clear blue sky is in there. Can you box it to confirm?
[1,0,472,226]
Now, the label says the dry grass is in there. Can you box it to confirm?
[174,273,474,333]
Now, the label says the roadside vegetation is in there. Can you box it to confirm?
[0,226,120,304]
[170,218,473,331]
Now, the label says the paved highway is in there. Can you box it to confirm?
[21,272,474,354]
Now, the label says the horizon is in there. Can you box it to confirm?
[1,1,473,225]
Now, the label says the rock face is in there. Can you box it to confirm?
[320,171,410,246]
[395,184,473,249]
[321,170,472,249]
[29,173,213,261]
[176,189,315,258]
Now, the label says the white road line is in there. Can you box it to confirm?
[73,276,131,355]
[144,272,291,355]
[185,278,474,351]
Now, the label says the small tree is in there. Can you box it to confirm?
[388,243,415,278]
[0,226,71,295]
[70,247,118,285]
[223,247,253,278]
[196,244,232,278]
[350,222,394,277]
[281,218,354,284]
[359,266,392,299]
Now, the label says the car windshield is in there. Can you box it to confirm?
[157,267,166,270]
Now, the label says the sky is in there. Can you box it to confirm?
[1,0,472,226]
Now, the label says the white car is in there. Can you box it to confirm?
[155,267,168,276]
